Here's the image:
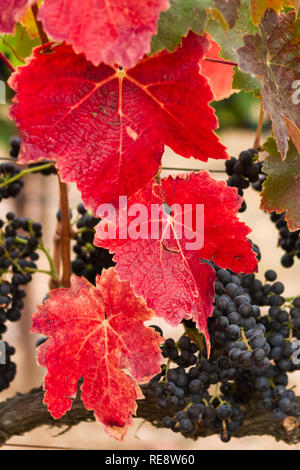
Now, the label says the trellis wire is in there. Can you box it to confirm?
[0,157,227,174]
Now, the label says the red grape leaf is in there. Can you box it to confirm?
[9,33,228,211]
[200,36,235,101]
[0,0,36,33]
[237,9,300,158]
[38,0,170,67]
[30,268,163,440]
[260,137,300,231]
[250,0,299,25]
[94,172,258,352]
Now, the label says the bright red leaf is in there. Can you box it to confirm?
[94,172,258,352]
[9,33,228,211]
[0,0,36,33]
[200,35,235,101]
[38,0,170,68]
[31,268,163,440]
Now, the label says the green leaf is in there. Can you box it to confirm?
[151,0,212,53]
[0,23,40,67]
[232,67,262,94]
[261,137,300,231]
[205,0,257,61]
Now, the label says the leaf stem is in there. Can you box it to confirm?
[241,328,252,352]
[38,242,59,281]
[253,98,264,149]
[49,221,61,290]
[0,163,53,189]
[58,178,72,288]
[0,51,15,73]
[25,267,54,276]
[285,296,297,302]
[31,4,49,45]
[154,166,162,184]
[204,57,238,67]
[11,237,58,280]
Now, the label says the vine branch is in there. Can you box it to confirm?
[31,4,49,45]
[0,386,299,446]
[58,178,72,288]
[253,98,264,149]
[50,221,61,289]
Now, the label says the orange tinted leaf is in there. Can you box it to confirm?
[200,36,235,101]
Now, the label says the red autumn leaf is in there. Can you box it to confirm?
[9,33,228,211]
[200,36,235,101]
[31,268,163,440]
[94,172,258,352]
[0,0,36,33]
[37,0,170,68]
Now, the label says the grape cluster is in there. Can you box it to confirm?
[151,340,244,442]
[211,267,270,371]
[225,148,265,212]
[269,212,300,268]
[72,203,114,284]
[0,162,24,201]
[0,212,42,336]
[161,336,198,368]
[151,258,300,442]
[9,136,20,159]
